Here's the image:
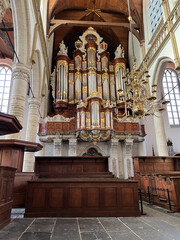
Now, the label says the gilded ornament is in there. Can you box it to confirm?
[57,60,68,73]
[75,40,82,49]
[83,86,87,93]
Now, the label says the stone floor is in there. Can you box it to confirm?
[0,204,180,240]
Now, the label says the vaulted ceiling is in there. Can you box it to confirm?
[48,0,143,65]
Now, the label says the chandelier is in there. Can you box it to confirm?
[118,57,158,118]
[118,0,168,120]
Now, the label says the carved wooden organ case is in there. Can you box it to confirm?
[40,28,142,141]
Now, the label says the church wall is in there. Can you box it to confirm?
[163,110,180,154]
[128,32,142,70]
[169,0,179,10]
[142,0,180,156]
[40,0,48,36]
[143,115,158,156]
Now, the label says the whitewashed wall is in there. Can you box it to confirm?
[141,0,180,155]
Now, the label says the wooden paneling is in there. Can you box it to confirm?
[25,180,140,217]
[68,188,82,208]
[0,166,16,230]
[50,188,64,208]
[133,156,180,174]
[135,173,180,212]
[12,173,37,208]
[39,118,76,135]
[0,140,42,172]
[133,156,180,212]
[87,188,99,208]
[35,156,109,178]
[113,121,140,134]
[0,112,22,136]
[32,189,46,208]
[25,156,140,217]
[0,147,24,172]
[104,188,117,207]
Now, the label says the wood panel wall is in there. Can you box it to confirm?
[12,173,38,208]
[35,156,109,178]
[133,156,180,174]
[0,166,16,229]
[25,180,140,217]
[133,156,180,212]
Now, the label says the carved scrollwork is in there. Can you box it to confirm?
[83,147,102,156]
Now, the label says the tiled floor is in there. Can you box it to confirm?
[1,204,180,240]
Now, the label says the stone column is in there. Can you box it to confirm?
[23,98,41,172]
[68,139,77,156]
[7,63,31,139]
[53,139,62,156]
[0,0,10,22]
[123,138,134,179]
[109,139,119,177]
[153,112,168,155]
[162,0,180,70]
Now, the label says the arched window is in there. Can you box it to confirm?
[149,0,163,34]
[162,69,180,125]
[0,66,12,113]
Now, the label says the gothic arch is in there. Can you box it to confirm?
[152,57,174,100]
[10,0,32,65]
[82,148,102,156]
[78,144,107,157]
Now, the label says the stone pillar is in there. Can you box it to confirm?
[53,139,62,156]
[109,139,119,177]
[153,112,168,155]
[123,139,134,179]
[162,0,180,70]
[68,139,77,156]
[23,98,41,172]
[0,0,10,22]
[7,63,31,139]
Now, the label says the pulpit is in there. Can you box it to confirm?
[0,112,42,229]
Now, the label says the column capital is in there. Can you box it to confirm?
[111,138,119,146]
[12,63,31,82]
[125,138,134,145]
[53,139,62,146]
[69,138,77,146]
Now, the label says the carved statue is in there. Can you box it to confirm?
[115,44,125,59]
[97,53,100,61]
[57,40,68,56]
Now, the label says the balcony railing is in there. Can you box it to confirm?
[139,0,180,71]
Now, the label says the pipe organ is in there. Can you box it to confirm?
[47,27,142,142]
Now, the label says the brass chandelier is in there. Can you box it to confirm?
[118,0,168,120]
